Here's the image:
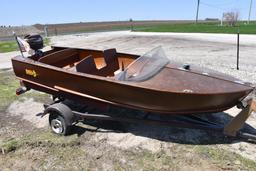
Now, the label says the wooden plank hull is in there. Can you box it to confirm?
[12,54,254,114]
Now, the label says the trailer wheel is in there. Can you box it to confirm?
[45,103,75,136]
[49,113,71,135]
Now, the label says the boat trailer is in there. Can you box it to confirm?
[41,98,256,142]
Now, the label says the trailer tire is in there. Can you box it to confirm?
[49,113,71,135]
[45,103,75,136]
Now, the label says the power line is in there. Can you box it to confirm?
[211,0,236,6]
[200,1,226,11]
[200,1,249,15]
[201,1,249,11]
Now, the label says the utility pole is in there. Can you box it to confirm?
[196,0,200,23]
[248,0,253,24]
[221,13,224,26]
[44,25,48,37]
[237,29,240,70]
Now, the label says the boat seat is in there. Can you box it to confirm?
[98,49,119,76]
[104,48,119,70]
[76,55,99,75]
[39,49,78,65]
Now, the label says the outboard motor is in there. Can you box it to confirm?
[24,34,44,57]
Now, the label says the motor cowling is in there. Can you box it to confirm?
[24,34,44,51]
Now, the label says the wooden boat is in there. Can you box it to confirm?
[11,46,254,114]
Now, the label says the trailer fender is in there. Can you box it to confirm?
[43,103,74,126]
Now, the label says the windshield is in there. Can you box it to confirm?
[115,46,169,82]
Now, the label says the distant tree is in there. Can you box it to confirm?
[54,27,58,36]
[129,18,133,31]
[205,18,219,21]
[223,11,239,26]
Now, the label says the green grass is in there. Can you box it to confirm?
[134,22,256,34]
[0,41,18,53]
[194,145,256,170]
[135,150,178,170]
[0,71,20,111]
[1,138,20,153]
[0,71,50,111]
[0,130,87,170]
[0,38,51,53]
[0,130,80,153]
[44,37,50,46]
[1,127,256,170]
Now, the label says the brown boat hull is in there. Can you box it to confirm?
[12,55,253,114]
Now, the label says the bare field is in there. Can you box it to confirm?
[33,20,196,36]
[0,31,256,170]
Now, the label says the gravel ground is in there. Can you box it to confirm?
[0,51,19,69]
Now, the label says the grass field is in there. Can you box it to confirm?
[0,38,50,53]
[0,41,18,53]
[0,71,50,111]
[134,22,256,34]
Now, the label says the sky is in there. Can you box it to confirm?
[0,0,254,26]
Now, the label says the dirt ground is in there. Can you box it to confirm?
[1,31,256,170]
